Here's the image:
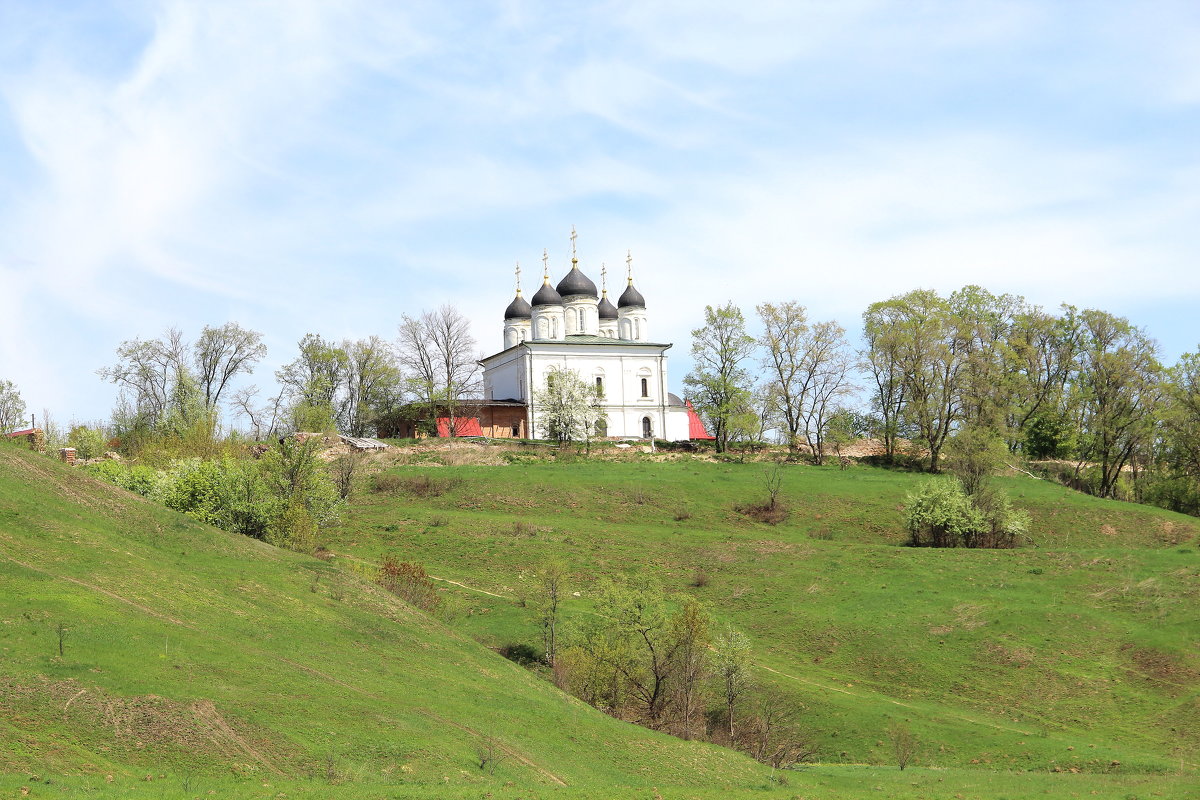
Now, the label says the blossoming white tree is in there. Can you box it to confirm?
[534,366,604,446]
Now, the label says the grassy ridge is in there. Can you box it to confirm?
[0,445,767,793]
[2,442,1198,798]
[333,454,1200,775]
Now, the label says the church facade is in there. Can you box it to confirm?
[479,246,693,441]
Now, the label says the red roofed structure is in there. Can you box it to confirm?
[686,400,713,440]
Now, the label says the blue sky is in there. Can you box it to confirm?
[2,1,1198,426]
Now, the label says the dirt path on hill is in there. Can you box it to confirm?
[329,550,513,599]
[0,551,194,629]
[419,709,568,786]
[276,657,385,702]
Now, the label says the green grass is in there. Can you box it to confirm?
[331,453,1200,778]
[3,442,1198,798]
[0,446,767,793]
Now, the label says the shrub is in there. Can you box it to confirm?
[498,643,541,665]
[266,500,317,553]
[904,478,1029,548]
[407,474,459,497]
[371,473,403,493]
[376,557,442,614]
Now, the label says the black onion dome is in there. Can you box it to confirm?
[531,280,563,306]
[618,282,645,308]
[504,293,532,319]
[597,293,618,320]
[555,265,599,299]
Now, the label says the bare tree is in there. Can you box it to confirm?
[396,306,481,436]
[888,720,917,770]
[98,328,190,429]
[796,321,855,465]
[428,305,482,436]
[193,323,267,410]
[530,558,568,667]
[742,695,818,769]
[757,301,808,452]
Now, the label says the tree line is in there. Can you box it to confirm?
[73,306,482,454]
[685,286,1200,516]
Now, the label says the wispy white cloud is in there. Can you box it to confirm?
[0,0,1197,421]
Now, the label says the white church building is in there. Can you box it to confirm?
[479,244,694,441]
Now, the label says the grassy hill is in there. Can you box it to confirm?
[329,448,1200,777]
[0,444,768,797]
[2,440,1198,799]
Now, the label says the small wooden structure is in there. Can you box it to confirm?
[339,435,388,451]
[5,428,45,452]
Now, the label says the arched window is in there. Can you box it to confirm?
[595,417,607,438]
[537,318,548,339]
[640,377,649,398]
[595,375,604,395]
[642,416,652,439]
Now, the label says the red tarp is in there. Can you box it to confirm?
[686,400,714,440]
[436,417,484,437]
[5,429,36,438]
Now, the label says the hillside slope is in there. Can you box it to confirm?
[332,453,1200,777]
[0,445,768,796]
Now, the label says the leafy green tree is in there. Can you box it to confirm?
[276,334,349,432]
[259,437,341,537]
[685,302,756,454]
[0,379,28,433]
[565,577,702,728]
[949,285,1022,431]
[1074,309,1162,498]
[533,366,603,445]
[1006,305,1081,453]
[343,336,403,436]
[67,425,107,460]
[711,625,752,741]
[1147,350,1200,513]
[861,302,909,462]
[670,597,711,740]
